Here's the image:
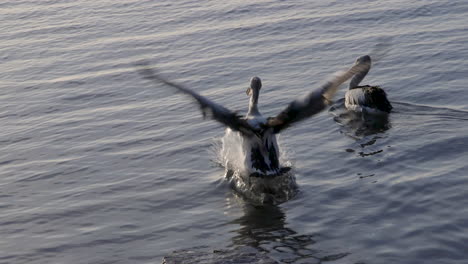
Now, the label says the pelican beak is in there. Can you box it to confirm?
[246,87,252,96]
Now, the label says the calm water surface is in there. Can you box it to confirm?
[1,1,468,263]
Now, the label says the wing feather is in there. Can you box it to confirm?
[137,64,254,135]
[267,60,371,133]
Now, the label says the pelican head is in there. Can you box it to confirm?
[349,55,372,89]
[246,76,262,96]
[355,55,371,65]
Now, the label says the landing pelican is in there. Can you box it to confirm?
[138,60,370,178]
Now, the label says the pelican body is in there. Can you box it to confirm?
[138,59,371,178]
[345,55,392,114]
[226,77,284,177]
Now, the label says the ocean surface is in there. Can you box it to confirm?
[1,0,468,263]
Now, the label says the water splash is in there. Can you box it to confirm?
[213,130,298,205]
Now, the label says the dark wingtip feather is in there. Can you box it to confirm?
[365,86,393,113]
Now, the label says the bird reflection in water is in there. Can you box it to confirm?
[330,99,391,138]
[329,99,391,158]
[228,198,350,263]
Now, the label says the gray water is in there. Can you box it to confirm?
[1,1,468,263]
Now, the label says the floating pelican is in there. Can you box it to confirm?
[345,55,392,114]
[138,60,370,178]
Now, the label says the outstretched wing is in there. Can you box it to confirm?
[267,60,371,133]
[137,64,255,135]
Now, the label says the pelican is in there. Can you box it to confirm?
[345,55,392,114]
[138,60,370,178]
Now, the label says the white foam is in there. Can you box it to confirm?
[216,129,298,204]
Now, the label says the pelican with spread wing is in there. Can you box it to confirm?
[138,59,370,178]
